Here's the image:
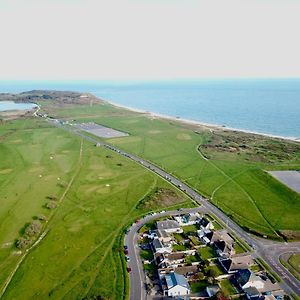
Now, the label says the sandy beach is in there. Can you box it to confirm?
[101,98,300,143]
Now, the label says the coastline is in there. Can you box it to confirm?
[101,98,300,143]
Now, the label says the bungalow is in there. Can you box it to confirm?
[157,220,183,233]
[157,229,173,243]
[164,272,191,297]
[234,269,264,291]
[214,240,235,258]
[219,254,253,273]
[156,252,185,268]
[204,230,234,246]
[199,217,214,230]
[174,212,201,226]
[244,286,262,300]
[152,238,172,254]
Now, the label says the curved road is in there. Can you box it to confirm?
[47,119,300,298]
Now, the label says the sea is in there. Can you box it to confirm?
[0,79,299,139]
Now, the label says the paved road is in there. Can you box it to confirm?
[46,119,300,298]
[125,207,206,300]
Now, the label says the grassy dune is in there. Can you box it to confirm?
[0,117,191,299]
[50,102,300,238]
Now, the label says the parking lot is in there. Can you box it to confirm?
[74,122,128,138]
[269,170,300,193]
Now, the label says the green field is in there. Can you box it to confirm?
[0,117,192,299]
[48,101,300,239]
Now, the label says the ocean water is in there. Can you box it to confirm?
[0,79,300,139]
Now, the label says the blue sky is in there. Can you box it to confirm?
[0,0,299,80]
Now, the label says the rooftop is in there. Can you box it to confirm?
[165,272,190,290]
[157,220,180,230]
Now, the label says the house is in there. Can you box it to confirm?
[244,286,262,300]
[174,213,201,226]
[157,220,183,233]
[157,229,173,243]
[152,238,172,254]
[197,228,212,244]
[199,217,214,230]
[206,285,220,297]
[214,240,235,258]
[156,252,185,268]
[203,230,234,246]
[234,269,264,290]
[164,272,191,297]
[219,254,253,273]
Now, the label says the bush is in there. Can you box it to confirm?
[25,220,42,237]
[46,201,57,209]
[16,237,31,249]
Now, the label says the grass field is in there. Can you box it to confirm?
[46,101,300,239]
[0,117,192,299]
[288,254,300,275]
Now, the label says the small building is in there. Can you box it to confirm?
[164,272,191,297]
[157,229,173,243]
[199,217,214,230]
[214,240,235,258]
[174,213,201,226]
[219,254,253,273]
[152,238,172,254]
[244,286,262,300]
[234,269,264,290]
[157,220,183,233]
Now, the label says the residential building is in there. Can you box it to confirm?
[157,220,183,233]
[219,254,253,273]
[214,240,235,258]
[164,272,191,297]
[174,213,201,226]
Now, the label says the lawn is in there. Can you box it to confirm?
[198,247,216,260]
[220,278,236,296]
[190,280,209,293]
[0,117,192,299]
[288,254,300,274]
[48,101,300,239]
[182,224,199,234]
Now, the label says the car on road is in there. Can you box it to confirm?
[125,256,130,262]
[124,250,128,255]
[124,245,128,250]
[127,267,132,273]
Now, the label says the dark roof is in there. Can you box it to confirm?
[153,238,163,249]
[199,217,210,227]
[235,269,251,286]
[214,240,226,252]
[244,287,260,296]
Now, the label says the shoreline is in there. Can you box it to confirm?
[101,98,300,143]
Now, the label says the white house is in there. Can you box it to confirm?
[152,238,172,254]
[174,213,201,226]
[235,269,264,290]
[157,220,183,233]
[164,272,190,297]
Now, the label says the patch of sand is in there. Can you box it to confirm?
[176,133,192,140]
[0,169,13,175]
[148,130,161,134]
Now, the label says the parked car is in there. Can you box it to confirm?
[127,267,132,273]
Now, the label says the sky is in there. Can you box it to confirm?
[0,0,300,80]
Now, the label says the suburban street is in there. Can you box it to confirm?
[48,119,300,298]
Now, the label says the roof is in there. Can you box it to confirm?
[153,238,163,249]
[175,265,198,276]
[157,220,180,230]
[235,269,252,286]
[199,217,210,227]
[165,272,190,290]
[157,229,170,239]
[166,252,185,261]
[244,286,260,296]
[220,255,252,272]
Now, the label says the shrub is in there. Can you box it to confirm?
[46,201,58,209]
[25,220,42,237]
[16,237,31,249]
